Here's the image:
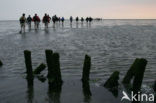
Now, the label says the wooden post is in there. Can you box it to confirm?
[122,58,140,84]
[45,50,62,86]
[104,71,120,89]
[45,50,53,79]
[33,63,46,74]
[154,81,156,92]
[82,55,91,82]
[24,50,33,86]
[104,71,120,97]
[52,53,62,85]
[132,59,147,92]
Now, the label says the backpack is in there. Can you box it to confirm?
[20,16,25,23]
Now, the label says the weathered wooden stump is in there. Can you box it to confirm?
[154,81,156,103]
[104,71,120,89]
[82,55,91,82]
[24,50,34,86]
[45,50,53,79]
[122,58,140,84]
[154,81,156,92]
[45,50,62,86]
[52,53,62,85]
[0,60,3,66]
[104,71,119,97]
[33,63,46,74]
[132,59,147,92]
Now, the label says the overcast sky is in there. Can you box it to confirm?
[0,0,156,20]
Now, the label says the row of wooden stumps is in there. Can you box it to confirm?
[24,50,62,85]
[24,51,92,89]
[24,50,92,102]
[24,50,155,102]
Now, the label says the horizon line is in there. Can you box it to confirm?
[0,18,156,21]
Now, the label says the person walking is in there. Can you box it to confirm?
[27,15,32,30]
[70,16,73,24]
[19,13,26,33]
[33,14,40,29]
[42,13,50,28]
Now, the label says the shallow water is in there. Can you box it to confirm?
[0,20,156,103]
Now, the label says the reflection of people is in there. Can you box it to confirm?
[19,13,26,33]
[27,15,32,30]
[70,16,73,24]
[86,17,89,23]
[33,14,40,29]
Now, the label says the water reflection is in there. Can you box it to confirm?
[82,81,92,103]
[108,87,118,98]
[48,83,62,103]
[26,79,34,103]
[76,22,79,28]
[44,28,49,34]
[70,23,72,28]
[81,22,84,28]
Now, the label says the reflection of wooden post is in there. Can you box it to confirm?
[45,50,53,79]
[82,55,91,82]
[48,82,62,103]
[82,81,92,102]
[26,79,34,103]
[24,50,33,86]
[0,60,3,66]
[33,63,46,74]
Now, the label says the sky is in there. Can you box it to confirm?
[0,0,156,20]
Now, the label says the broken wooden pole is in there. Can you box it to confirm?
[82,55,91,82]
[122,58,140,84]
[24,50,33,86]
[0,60,3,66]
[33,63,46,74]
[104,71,119,97]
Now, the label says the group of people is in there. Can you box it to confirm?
[70,16,93,24]
[19,13,93,33]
